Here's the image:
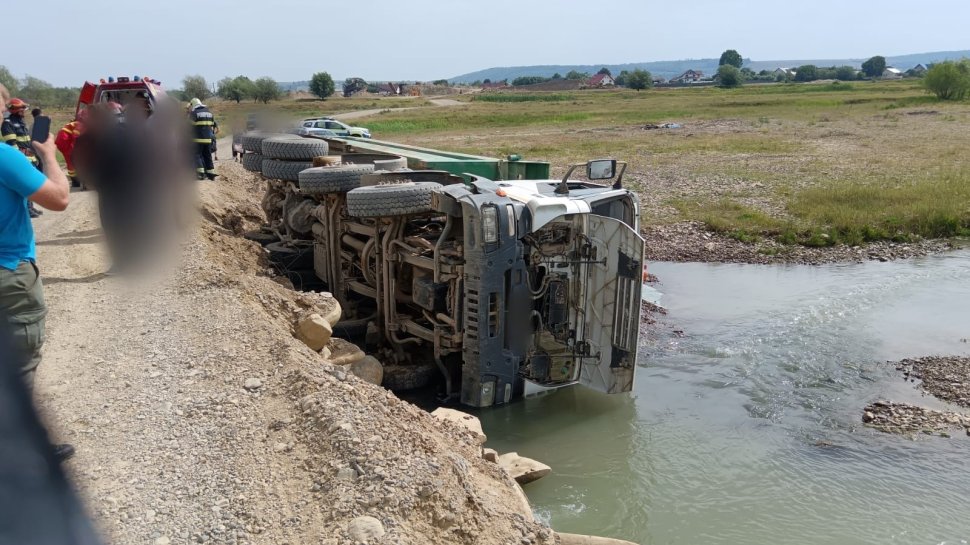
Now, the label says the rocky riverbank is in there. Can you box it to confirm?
[863,356,970,438]
[642,221,955,265]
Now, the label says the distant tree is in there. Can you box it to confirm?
[719,49,743,69]
[19,75,52,101]
[739,67,755,81]
[512,76,548,86]
[922,60,970,100]
[861,56,887,78]
[309,72,335,99]
[432,79,449,86]
[625,69,652,91]
[483,78,491,84]
[182,75,211,100]
[835,65,858,81]
[253,77,283,103]
[793,65,818,82]
[816,66,838,80]
[614,70,629,86]
[217,76,254,103]
[597,67,612,76]
[565,70,589,80]
[0,65,18,95]
[551,73,562,80]
[471,80,482,86]
[717,65,742,88]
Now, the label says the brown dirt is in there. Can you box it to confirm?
[32,158,551,544]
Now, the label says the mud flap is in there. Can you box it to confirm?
[579,215,644,394]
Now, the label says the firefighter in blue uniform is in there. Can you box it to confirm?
[2,98,43,217]
[187,98,217,180]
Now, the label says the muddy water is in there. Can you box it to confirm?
[480,250,970,545]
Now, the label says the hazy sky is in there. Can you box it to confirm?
[9,0,970,87]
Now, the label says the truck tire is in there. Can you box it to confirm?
[373,157,407,171]
[242,152,263,173]
[381,363,436,391]
[262,136,330,161]
[242,131,275,153]
[298,164,375,195]
[262,159,314,182]
[346,182,442,218]
[265,241,314,270]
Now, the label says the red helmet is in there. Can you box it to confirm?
[7,98,27,112]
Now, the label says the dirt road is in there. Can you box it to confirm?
[30,160,548,545]
[333,97,464,121]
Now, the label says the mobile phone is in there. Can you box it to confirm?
[31,115,51,144]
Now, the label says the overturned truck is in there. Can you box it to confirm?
[245,134,644,407]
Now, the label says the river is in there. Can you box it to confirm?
[480,250,970,545]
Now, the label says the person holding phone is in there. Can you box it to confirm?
[0,83,72,460]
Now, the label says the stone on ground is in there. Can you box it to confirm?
[296,313,332,351]
[347,515,385,541]
[497,452,551,485]
[349,355,384,386]
[557,533,639,545]
[327,338,366,366]
[432,407,487,445]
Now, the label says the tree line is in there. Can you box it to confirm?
[0,65,81,108]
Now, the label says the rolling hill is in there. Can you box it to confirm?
[448,50,970,83]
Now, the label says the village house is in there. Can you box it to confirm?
[588,73,615,87]
[882,67,903,79]
[671,69,704,83]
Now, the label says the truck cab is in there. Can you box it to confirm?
[76,76,165,116]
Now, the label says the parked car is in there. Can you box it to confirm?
[300,117,371,138]
[286,127,339,138]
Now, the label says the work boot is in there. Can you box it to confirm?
[207,174,218,181]
[54,443,75,461]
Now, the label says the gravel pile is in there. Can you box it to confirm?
[37,158,552,545]
[862,356,970,439]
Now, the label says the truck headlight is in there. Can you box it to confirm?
[482,205,499,244]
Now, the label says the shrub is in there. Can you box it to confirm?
[717,65,742,88]
[922,60,970,101]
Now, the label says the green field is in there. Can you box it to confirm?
[344,81,970,246]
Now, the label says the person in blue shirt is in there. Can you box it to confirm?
[0,84,71,459]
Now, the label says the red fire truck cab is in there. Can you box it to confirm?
[76,76,166,116]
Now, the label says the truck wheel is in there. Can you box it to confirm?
[373,156,407,171]
[262,159,314,182]
[381,363,436,391]
[242,152,263,173]
[243,229,278,246]
[265,242,314,270]
[262,136,330,161]
[241,131,276,153]
[298,164,375,194]
[346,182,442,218]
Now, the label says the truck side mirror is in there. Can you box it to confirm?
[587,159,616,180]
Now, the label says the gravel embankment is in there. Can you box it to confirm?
[36,159,551,545]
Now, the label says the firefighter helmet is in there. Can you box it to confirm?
[7,98,28,111]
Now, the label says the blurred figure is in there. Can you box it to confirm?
[187,98,217,180]
[30,107,42,120]
[232,129,244,162]
[55,109,87,189]
[74,99,187,276]
[0,315,104,545]
[0,83,73,460]
[2,98,43,218]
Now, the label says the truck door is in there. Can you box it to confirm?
[578,214,644,394]
[76,82,97,115]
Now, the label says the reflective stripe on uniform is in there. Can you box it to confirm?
[192,120,215,126]
[196,167,205,173]
[2,134,15,142]
[192,138,213,143]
